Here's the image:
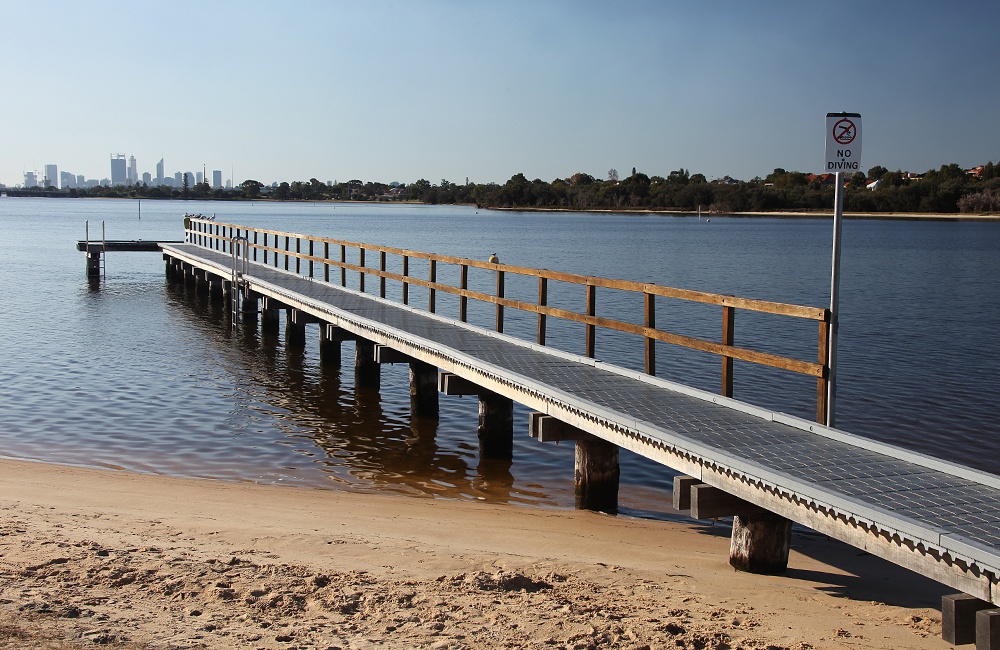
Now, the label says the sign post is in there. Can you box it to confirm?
[823,112,861,428]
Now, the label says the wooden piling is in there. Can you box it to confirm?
[943,593,993,645]
[86,251,102,278]
[319,326,342,367]
[574,437,619,514]
[261,299,280,335]
[354,339,380,389]
[729,512,792,574]
[478,390,513,459]
[242,290,259,322]
[978,609,1000,649]
[409,360,439,418]
[285,309,306,348]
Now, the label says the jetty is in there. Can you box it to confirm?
[95,217,1000,647]
[77,220,182,278]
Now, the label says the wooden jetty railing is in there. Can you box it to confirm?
[185,218,832,422]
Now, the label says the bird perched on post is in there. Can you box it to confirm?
[488,253,499,264]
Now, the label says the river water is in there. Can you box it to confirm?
[1,197,997,517]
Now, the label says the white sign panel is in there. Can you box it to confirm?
[825,113,862,173]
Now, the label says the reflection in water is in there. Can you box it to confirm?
[163,279,556,507]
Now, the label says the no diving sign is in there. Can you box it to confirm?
[825,112,862,172]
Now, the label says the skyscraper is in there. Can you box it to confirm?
[155,158,164,185]
[128,155,137,185]
[60,171,76,189]
[44,164,58,189]
[212,170,222,189]
[24,171,38,188]
[110,154,127,186]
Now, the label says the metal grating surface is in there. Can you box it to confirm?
[168,245,1000,556]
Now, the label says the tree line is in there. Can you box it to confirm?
[6,162,999,214]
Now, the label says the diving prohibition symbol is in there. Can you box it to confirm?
[832,118,857,145]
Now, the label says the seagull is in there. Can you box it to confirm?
[488,253,499,264]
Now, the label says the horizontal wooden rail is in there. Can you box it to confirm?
[188,219,832,421]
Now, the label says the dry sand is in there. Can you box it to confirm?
[0,459,954,649]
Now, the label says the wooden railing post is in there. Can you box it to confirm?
[428,260,437,313]
[645,292,655,375]
[722,304,735,398]
[459,264,469,322]
[402,255,409,305]
[263,232,268,265]
[817,317,831,424]
[585,284,596,358]
[284,236,290,271]
[537,277,548,345]
[359,247,365,292]
[339,245,346,286]
[308,239,314,278]
[324,241,329,282]
[495,269,505,333]
[252,231,258,262]
[295,237,301,275]
[379,251,387,298]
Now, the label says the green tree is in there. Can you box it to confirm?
[240,179,263,199]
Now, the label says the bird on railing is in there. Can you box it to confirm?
[489,253,499,264]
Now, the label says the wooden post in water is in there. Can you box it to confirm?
[354,339,380,389]
[575,438,619,513]
[409,360,439,418]
[729,513,792,574]
[319,324,342,367]
[261,297,280,335]
[241,290,259,322]
[478,390,513,459]
[285,309,306,348]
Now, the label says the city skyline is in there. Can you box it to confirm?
[2,2,999,189]
[12,153,235,190]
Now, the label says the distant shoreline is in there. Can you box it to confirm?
[489,205,1000,221]
[2,193,998,221]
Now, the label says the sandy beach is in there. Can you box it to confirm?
[0,459,955,649]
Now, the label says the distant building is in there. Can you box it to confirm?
[174,172,182,186]
[212,170,222,189]
[142,172,151,185]
[76,175,86,187]
[155,158,164,184]
[60,171,76,189]
[110,154,127,185]
[24,171,38,188]
[128,155,137,185]
[184,172,194,187]
[196,171,204,185]
[44,164,58,189]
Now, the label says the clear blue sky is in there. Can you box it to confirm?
[2,1,998,187]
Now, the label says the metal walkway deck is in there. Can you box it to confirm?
[162,242,1000,606]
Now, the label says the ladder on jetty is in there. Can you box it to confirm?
[82,220,106,278]
[230,235,249,330]
[163,218,1000,647]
